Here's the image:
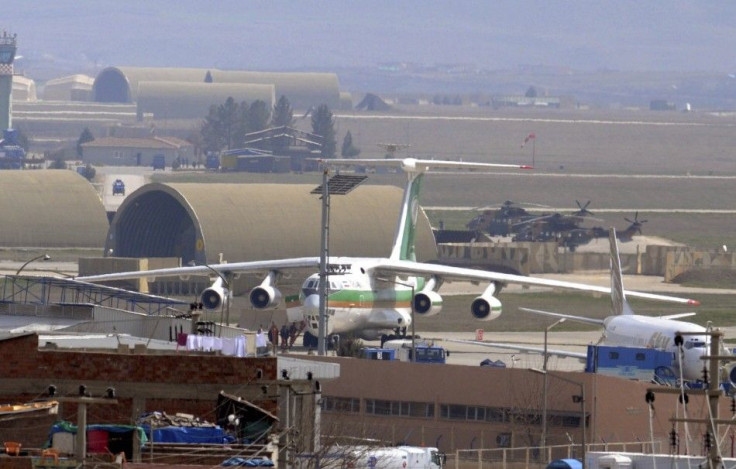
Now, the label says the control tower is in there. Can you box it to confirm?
[0,31,16,131]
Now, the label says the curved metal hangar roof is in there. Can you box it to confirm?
[0,171,108,248]
[107,183,437,265]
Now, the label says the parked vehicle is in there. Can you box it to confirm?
[112,179,125,195]
[152,154,166,170]
[362,340,448,364]
[349,446,445,469]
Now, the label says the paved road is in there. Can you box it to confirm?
[100,173,146,212]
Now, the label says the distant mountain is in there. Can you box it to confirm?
[7,1,736,73]
[6,1,736,107]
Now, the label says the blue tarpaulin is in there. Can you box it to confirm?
[141,425,230,444]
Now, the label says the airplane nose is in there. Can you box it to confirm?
[683,353,706,382]
[303,294,320,314]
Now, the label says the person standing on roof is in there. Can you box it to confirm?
[280,324,289,351]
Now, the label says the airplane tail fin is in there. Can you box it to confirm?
[316,158,533,262]
[609,227,635,316]
[390,172,423,261]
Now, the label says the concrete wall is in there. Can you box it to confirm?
[438,242,735,280]
[665,249,736,282]
[437,242,559,275]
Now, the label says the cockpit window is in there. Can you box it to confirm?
[684,339,706,349]
[302,277,344,297]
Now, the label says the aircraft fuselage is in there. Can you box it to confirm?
[603,315,708,382]
[286,270,423,340]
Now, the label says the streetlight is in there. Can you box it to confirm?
[15,253,51,276]
[531,369,586,469]
[541,317,566,449]
[378,277,416,362]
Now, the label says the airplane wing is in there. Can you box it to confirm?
[77,255,701,307]
[444,338,588,360]
[659,312,697,320]
[371,259,701,306]
[75,257,322,282]
[518,307,605,326]
[321,158,532,171]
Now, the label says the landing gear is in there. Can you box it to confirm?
[302,331,318,349]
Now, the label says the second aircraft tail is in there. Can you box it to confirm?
[609,227,635,316]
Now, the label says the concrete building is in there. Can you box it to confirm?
[80,135,194,168]
[42,74,94,102]
[311,355,732,460]
[11,75,36,102]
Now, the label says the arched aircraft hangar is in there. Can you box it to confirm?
[0,171,108,248]
[107,182,437,268]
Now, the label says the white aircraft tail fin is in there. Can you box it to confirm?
[319,158,532,262]
[609,228,635,316]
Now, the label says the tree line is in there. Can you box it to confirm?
[199,95,359,159]
[74,95,361,167]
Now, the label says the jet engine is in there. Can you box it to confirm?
[201,277,227,309]
[413,290,443,317]
[249,271,283,309]
[470,283,503,321]
[727,363,736,387]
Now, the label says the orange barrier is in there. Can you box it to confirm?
[4,441,21,456]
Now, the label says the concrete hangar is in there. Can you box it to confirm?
[0,171,108,249]
[84,181,437,293]
[91,66,353,119]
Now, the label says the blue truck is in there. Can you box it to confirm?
[362,340,447,364]
[585,345,676,384]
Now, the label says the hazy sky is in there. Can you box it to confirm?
[6,1,736,73]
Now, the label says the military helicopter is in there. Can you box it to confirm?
[617,212,648,242]
[510,201,602,243]
[513,209,649,251]
[466,200,546,236]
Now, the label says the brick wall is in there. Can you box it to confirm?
[0,334,278,447]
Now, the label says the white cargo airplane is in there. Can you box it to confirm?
[76,159,699,348]
[446,228,711,382]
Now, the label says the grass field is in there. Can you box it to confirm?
[154,106,736,248]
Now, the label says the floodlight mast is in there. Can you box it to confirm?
[317,167,330,356]
[312,164,367,356]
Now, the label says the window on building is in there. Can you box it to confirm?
[364,399,434,418]
[321,396,360,413]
